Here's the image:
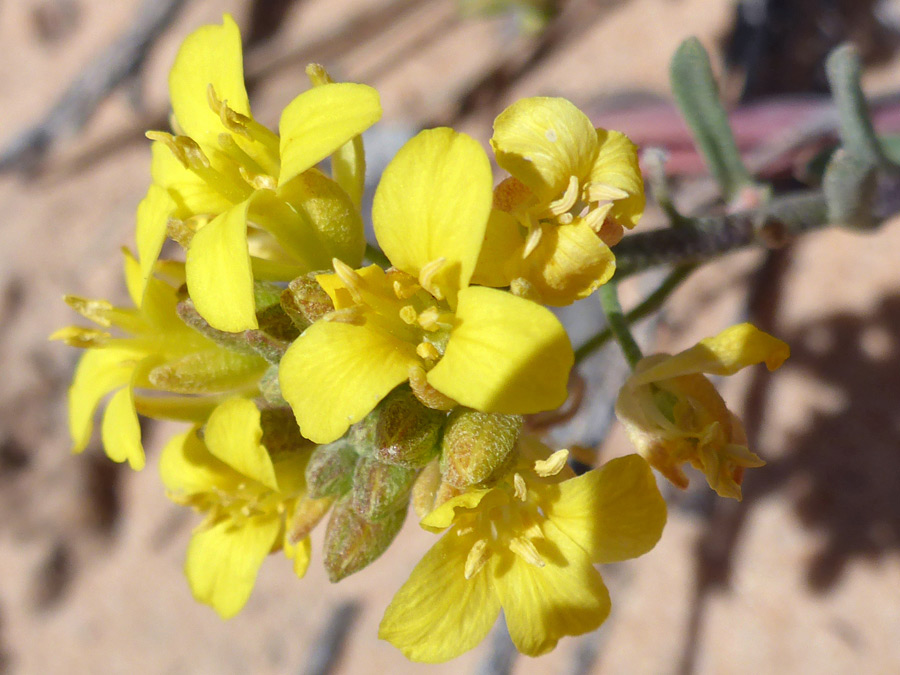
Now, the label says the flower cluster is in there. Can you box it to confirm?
[54,15,788,662]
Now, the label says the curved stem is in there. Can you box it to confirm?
[598,282,643,370]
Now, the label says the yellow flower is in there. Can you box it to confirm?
[161,398,312,618]
[51,250,267,470]
[138,15,382,331]
[474,97,644,305]
[278,128,574,444]
[615,323,790,499]
[379,443,666,661]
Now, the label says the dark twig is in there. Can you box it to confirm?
[0,0,189,173]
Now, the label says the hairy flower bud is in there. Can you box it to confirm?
[281,273,334,330]
[440,409,523,488]
[351,455,417,521]
[374,388,445,468]
[323,495,406,582]
[305,441,359,499]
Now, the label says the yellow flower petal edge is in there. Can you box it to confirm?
[632,322,790,385]
[168,14,250,145]
[427,286,573,414]
[278,83,382,187]
[373,127,493,301]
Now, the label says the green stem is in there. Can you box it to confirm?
[598,282,644,369]
[365,243,391,268]
[575,264,695,364]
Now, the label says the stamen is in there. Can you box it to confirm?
[508,536,545,568]
[238,166,277,191]
[547,175,580,216]
[464,538,492,579]
[456,525,475,537]
[419,258,448,301]
[392,278,419,300]
[522,225,543,258]
[513,473,527,501]
[534,449,570,477]
[583,201,615,233]
[399,305,418,325]
[332,258,366,304]
[48,326,110,347]
[416,306,440,331]
[322,307,365,325]
[587,182,630,202]
[63,296,113,326]
[416,341,441,361]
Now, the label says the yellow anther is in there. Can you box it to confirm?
[534,449,570,477]
[583,201,614,233]
[557,212,574,225]
[305,63,333,86]
[322,306,365,325]
[48,326,110,347]
[509,277,540,302]
[508,536,545,568]
[146,131,210,170]
[416,306,441,331]
[522,224,544,258]
[63,296,114,326]
[416,341,441,361]
[513,473,527,501]
[392,278,420,300]
[207,84,252,138]
[456,525,475,537]
[331,258,366,303]
[587,182,629,203]
[399,305,418,325]
[238,166,277,191]
[464,538,492,579]
[419,258,448,301]
[547,175,580,216]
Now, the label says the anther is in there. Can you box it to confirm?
[587,182,629,203]
[534,449,570,477]
[547,175,580,216]
[523,225,543,258]
[513,473,527,501]
[332,258,366,303]
[508,536,545,568]
[416,341,441,361]
[464,538,492,579]
[399,305,418,325]
[418,258,447,301]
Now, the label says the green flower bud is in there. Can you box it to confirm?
[305,441,359,499]
[351,455,417,521]
[254,282,301,343]
[323,495,406,582]
[288,495,334,543]
[258,365,286,406]
[374,388,445,468]
[259,406,310,460]
[440,409,523,488]
[280,273,334,330]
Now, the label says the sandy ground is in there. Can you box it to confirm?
[1,0,899,673]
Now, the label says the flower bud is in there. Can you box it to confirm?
[440,409,523,488]
[280,273,334,330]
[374,388,445,468]
[305,441,359,499]
[323,495,406,582]
[258,365,286,406]
[259,406,310,459]
[351,455,417,521]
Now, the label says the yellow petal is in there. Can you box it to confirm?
[379,527,500,663]
[278,83,381,187]
[491,97,598,201]
[542,454,666,564]
[204,398,278,491]
[283,534,312,579]
[122,248,143,308]
[524,219,616,305]
[419,488,493,531]
[372,128,492,299]
[150,140,232,217]
[68,347,141,453]
[427,287,573,414]
[492,520,611,656]
[279,320,419,444]
[160,428,237,496]
[633,323,790,385]
[185,200,258,332]
[168,15,250,145]
[185,513,281,619]
[135,185,176,299]
[100,385,145,470]
[278,169,366,269]
[135,394,222,423]
[590,129,645,229]
[471,209,523,287]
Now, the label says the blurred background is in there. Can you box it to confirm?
[1,0,899,672]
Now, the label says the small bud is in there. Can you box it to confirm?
[351,455,417,521]
[305,441,359,499]
[374,388,445,468]
[176,299,258,356]
[288,495,334,543]
[323,496,406,582]
[258,365,286,406]
[346,411,380,456]
[281,274,334,330]
[440,409,523,488]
